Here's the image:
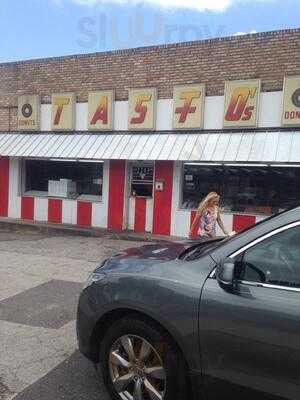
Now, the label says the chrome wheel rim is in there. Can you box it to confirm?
[108,334,166,400]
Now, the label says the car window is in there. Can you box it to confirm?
[237,226,300,289]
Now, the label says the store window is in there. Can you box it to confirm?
[181,164,300,214]
[131,163,154,198]
[24,159,103,200]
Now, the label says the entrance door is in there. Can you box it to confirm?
[127,162,154,233]
[199,224,300,400]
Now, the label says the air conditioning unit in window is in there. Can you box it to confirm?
[48,179,77,198]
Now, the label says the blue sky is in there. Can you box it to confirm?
[1,0,299,62]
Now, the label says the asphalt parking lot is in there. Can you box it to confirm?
[0,229,146,400]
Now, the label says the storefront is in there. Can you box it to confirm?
[0,29,299,237]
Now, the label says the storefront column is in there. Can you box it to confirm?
[108,160,126,231]
[0,157,9,217]
[152,161,174,236]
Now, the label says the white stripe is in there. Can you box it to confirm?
[171,162,190,237]
[145,198,153,233]
[91,202,104,228]
[256,215,267,224]
[62,199,77,225]
[216,213,234,235]
[8,158,21,219]
[34,197,48,221]
[91,161,109,228]
[127,197,135,230]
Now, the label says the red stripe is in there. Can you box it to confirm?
[190,210,197,229]
[77,201,92,227]
[190,210,198,238]
[21,196,34,220]
[0,157,9,217]
[134,197,147,233]
[152,161,173,236]
[48,199,62,223]
[233,214,256,233]
[108,160,126,231]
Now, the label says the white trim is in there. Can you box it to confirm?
[8,158,21,219]
[230,221,300,258]
[145,198,153,233]
[239,280,300,294]
[62,199,77,225]
[34,197,48,221]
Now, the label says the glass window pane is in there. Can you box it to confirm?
[181,164,300,214]
[24,160,103,198]
[239,227,300,288]
[131,163,154,198]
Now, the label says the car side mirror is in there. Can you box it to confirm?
[216,258,236,291]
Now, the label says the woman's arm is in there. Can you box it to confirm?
[217,212,229,235]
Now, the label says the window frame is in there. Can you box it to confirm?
[21,158,104,203]
[129,161,154,199]
[230,221,300,293]
[180,163,299,215]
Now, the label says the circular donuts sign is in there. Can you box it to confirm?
[18,95,40,130]
[21,103,33,118]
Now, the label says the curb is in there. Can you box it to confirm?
[0,217,181,242]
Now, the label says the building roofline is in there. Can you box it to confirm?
[1,27,299,67]
[1,127,300,136]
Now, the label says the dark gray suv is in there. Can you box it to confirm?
[77,207,300,400]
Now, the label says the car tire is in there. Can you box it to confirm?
[98,316,188,400]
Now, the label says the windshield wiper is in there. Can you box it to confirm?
[179,238,225,261]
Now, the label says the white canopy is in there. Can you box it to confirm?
[0,131,299,163]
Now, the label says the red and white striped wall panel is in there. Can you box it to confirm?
[7,158,109,228]
[153,161,174,236]
[128,197,153,233]
[0,157,9,217]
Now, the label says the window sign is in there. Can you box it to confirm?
[131,163,154,197]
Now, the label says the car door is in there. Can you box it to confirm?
[199,222,300,400]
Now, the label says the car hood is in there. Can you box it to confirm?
[98,238,222,277]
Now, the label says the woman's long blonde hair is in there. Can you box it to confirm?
[196,192,220,217]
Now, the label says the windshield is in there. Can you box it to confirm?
[178,208,295,262]
[179,236,232,261]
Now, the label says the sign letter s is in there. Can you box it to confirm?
[225,87,257,122]
[131,94,152,125]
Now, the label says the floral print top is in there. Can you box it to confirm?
[198,206,218,237]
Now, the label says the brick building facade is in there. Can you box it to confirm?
[0,28,299,237]
[1,28,299,131]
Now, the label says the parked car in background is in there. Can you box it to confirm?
[77,207,300,400]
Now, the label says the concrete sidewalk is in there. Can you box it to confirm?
[0,230,147,399]
[0,217,182,242]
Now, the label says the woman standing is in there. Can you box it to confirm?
[189,192,229,239]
